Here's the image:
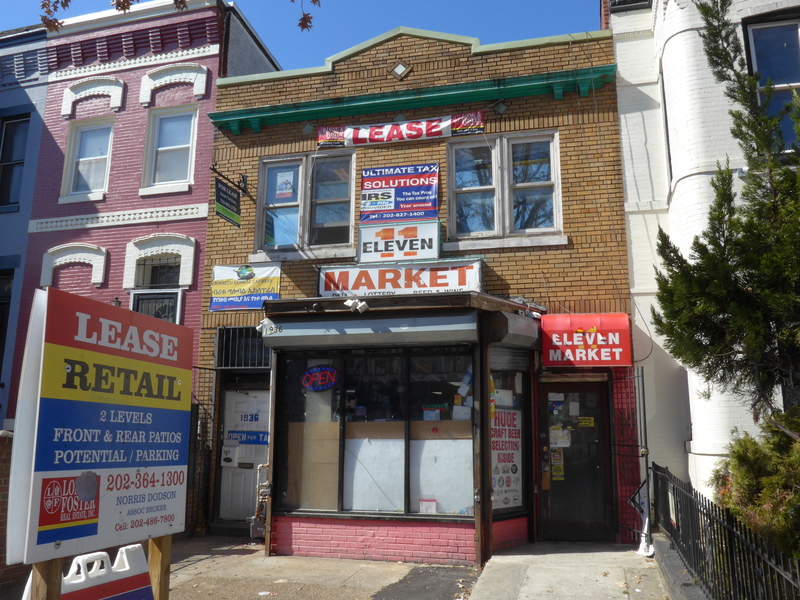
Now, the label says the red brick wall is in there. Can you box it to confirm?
[0,436,31,592]
[612,367,642,543]
[271,516,476,565]
[492,517,529,552]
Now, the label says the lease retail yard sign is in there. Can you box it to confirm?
[7,287,192,564]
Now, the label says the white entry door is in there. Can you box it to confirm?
[219,390,270,521]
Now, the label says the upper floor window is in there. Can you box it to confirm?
[132,255,181,323]
[61,120,113,203]
[0,115,30,207]
[140,107,197,195]
[749,20,800,145]
[448,133,560,239]
[261,152,354,249]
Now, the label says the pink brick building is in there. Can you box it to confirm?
[7,0,278,429]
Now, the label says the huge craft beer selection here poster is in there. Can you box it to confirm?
[8,288,192,564]
[491,408,523,510]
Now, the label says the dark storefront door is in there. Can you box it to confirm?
[538,382,613,541]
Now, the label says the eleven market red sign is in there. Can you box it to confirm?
[541,313,632,367]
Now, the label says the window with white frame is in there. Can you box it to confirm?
[0,115,29,207]
[132,255,181,323]
[749,19,800,145]
[261,152,354,249]
[62,121,113,201]
[141,108,197,194]
[449,133,559,239]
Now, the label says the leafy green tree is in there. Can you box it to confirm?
[709,409,800,556]
[40,0,322,31]
[652,0,800,420]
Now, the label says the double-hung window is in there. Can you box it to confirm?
[141,108,197,195]
[62,121,113,202]
[749,20,800,145]
[449,133,559,239]
[0,115,29,207]
[262,153,354,249]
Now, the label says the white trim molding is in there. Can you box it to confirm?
[28,203,209,233]
[62,76,125,118]
[41,242,107,288]
[123,232,196,290]
[140,63,208,107]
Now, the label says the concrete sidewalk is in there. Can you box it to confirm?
[9,535,669,600]
[168,535,667,600]
[471,542,669,600]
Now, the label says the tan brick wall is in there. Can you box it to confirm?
[201,34,628,369]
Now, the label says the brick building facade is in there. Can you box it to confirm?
[202,27,641,565]
[1,0,277,577]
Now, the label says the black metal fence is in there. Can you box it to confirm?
[652,463,800,600]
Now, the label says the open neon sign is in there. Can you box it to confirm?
[302,366,339,391]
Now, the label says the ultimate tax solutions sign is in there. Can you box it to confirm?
[7,288,192,564]
[541,313,632,367]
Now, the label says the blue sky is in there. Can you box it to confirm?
[6,0,602,71]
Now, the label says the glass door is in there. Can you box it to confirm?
[538,381,613,541]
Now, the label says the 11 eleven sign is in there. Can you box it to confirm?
[358,221,440,263]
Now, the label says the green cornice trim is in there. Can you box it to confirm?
[217,27,612,87]
[210,63,617,134]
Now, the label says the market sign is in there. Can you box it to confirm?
[541,313,632,367]
[318,259,481,297]
[317,111,484,149]
[358,221,439,263]
[360,163,439,223]
[7,288,192,564]
[209,264,280,311]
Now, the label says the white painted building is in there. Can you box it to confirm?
[607,0,799,495]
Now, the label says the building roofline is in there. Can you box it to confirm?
[49,0,218,37]
[217,27,612,87]
[209,63,617,134]
[0,25,46,47]
[223,1,282,72]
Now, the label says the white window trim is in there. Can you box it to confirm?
[748,19,800,91]
[41,242,107,288]
[61,76,125,119]
[447,130,562,243]
[139,106,197,196]
[130,288,184,325]
[59,118,114,204]
[139,63,208,107]
[258,151,356,255]
[123,233,195,291]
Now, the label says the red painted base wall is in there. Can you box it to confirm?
[270,516,476,564]
[492,516,529,551]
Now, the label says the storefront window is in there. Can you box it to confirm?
[343,356,405,512]
[275,348,474,516]
[279,357,342,510]
[409,355,474,515]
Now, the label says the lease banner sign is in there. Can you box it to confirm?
[317,111,484,148]
[7,288,193,564]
